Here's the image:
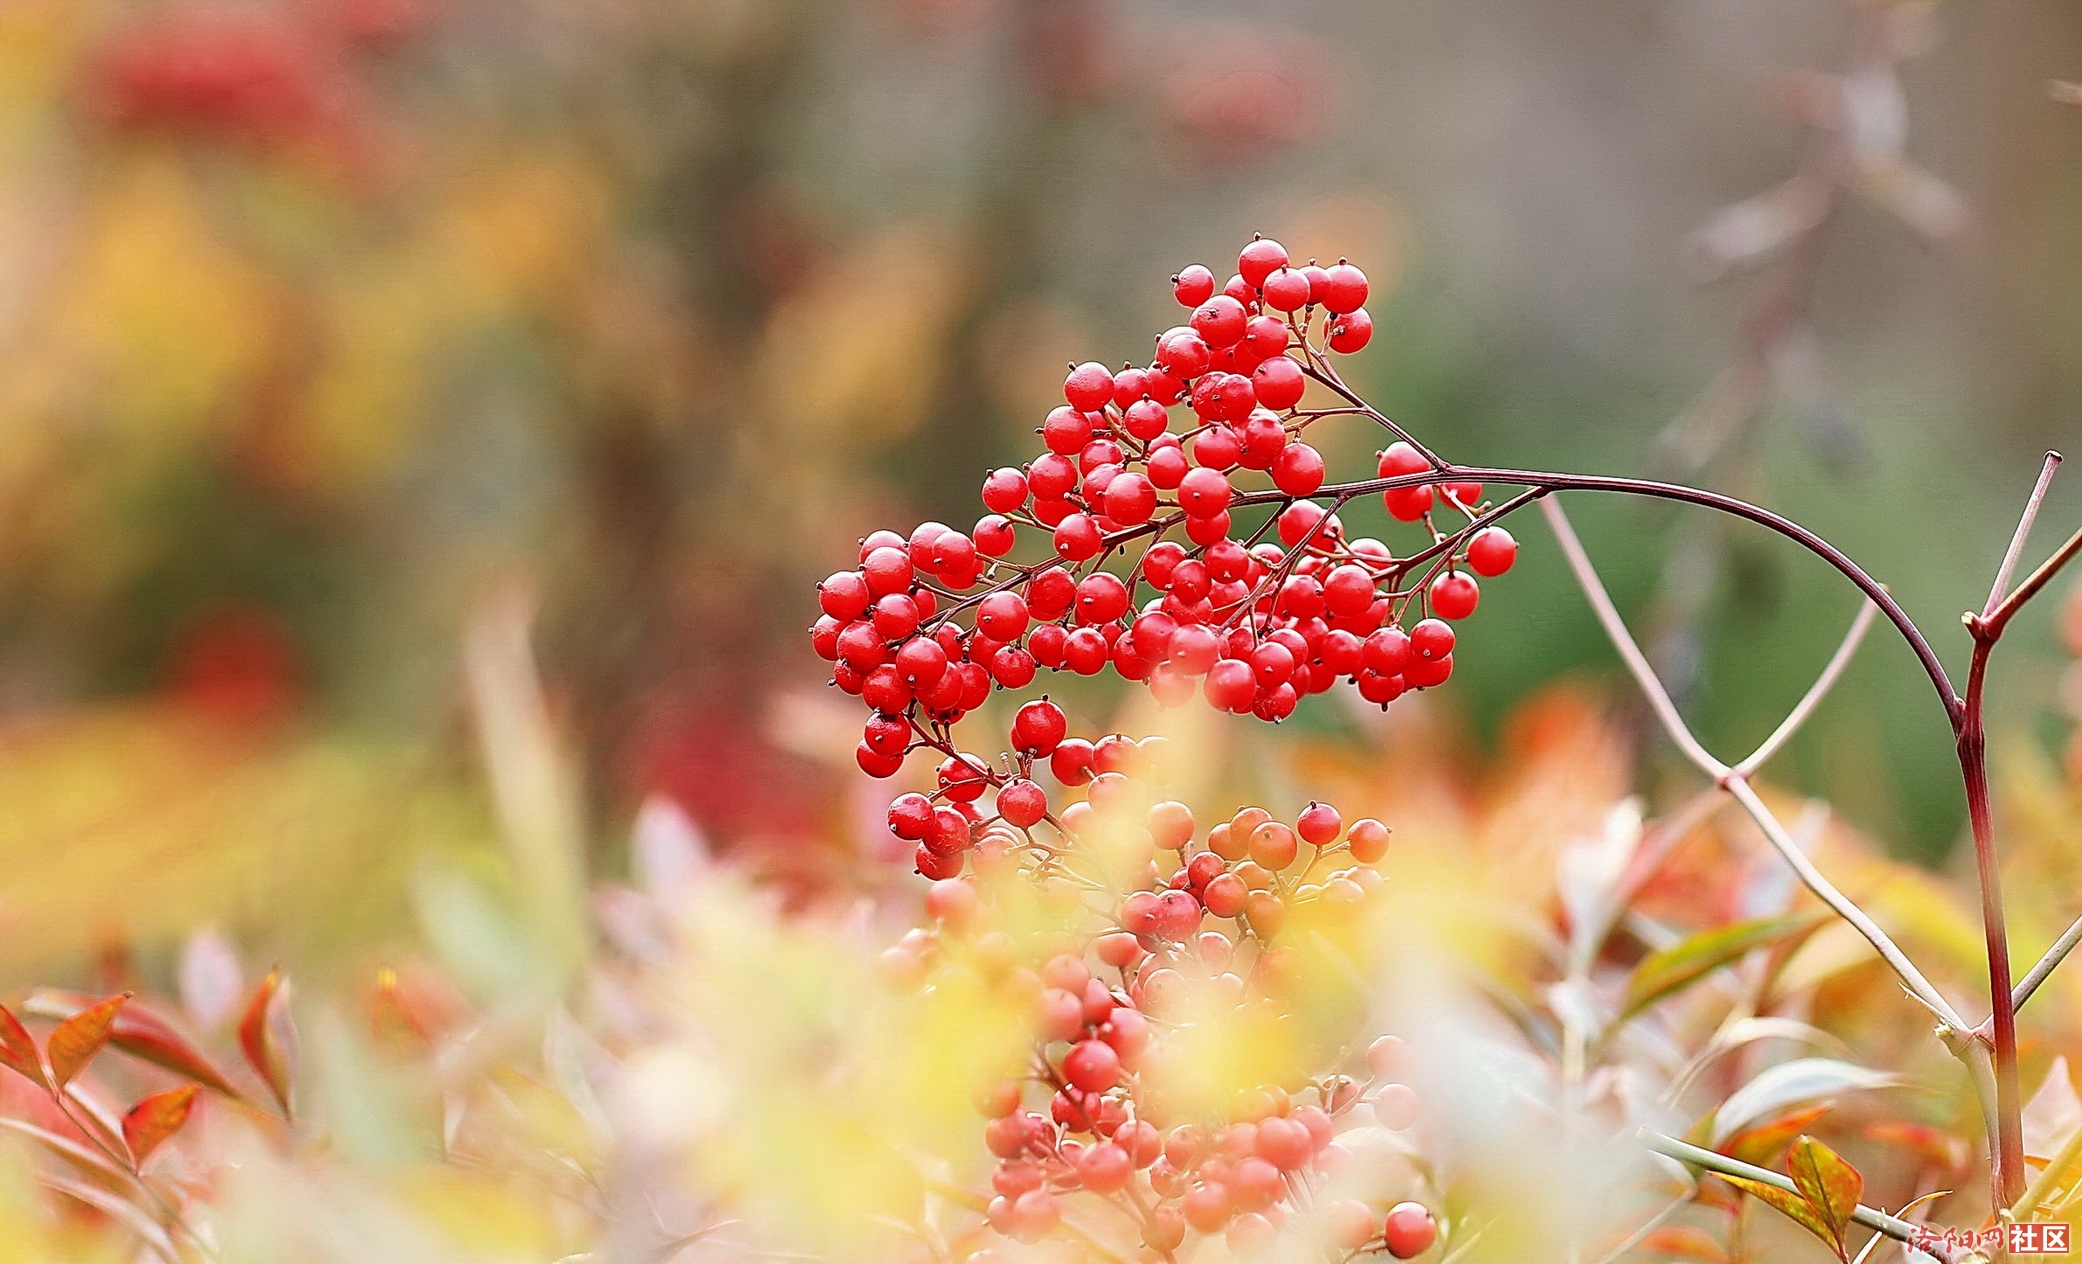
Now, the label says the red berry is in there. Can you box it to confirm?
[1206,658,1256,712]
[1404,653,1452,688]
[1054,513,1104,562]
[1325,1198,1377,1251]
[1012,699,1068,755]
[1261,267,1310,311]
[976,592,1030,642]
[1328,307,1373,353]
[925,878,981,928]
[1238,236,1289,288]
[1064,361,1114,411]
[1466,526,1517,576]
[1318,262,1368,313]
[1190,426,1241,470]
[819,571,871,620]
[1064,1038,1121,1092]
[1050,738,1096,784]
[1155,328,1211,379]
[1178,466,1233,518]
[1253,356,1305,411]
[1172,264,1216,307]
[857,742,904,777]
[1383,1202,1437,1259]
[1076,1141,1133,1193]
[1042,405,1095,454]
[1182,1182,1232,1233]
[1374,1082,1420,1130]
[1409,617,1455,661]
[1297,802,1341,845]
[998,779,1048,828]
[1146,800,1195,850]
[973,514,1016,556]
[1347,817,1391,863]
[1249,821,1298,870]
[1429,571,1479,620]
[1191,296,1249,349]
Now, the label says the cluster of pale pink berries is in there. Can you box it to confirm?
[877,746,1444,1261]
[810,235,1519,786]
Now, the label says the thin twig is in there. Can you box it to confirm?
[1733,600,1880,777]
[1543,495,1964,1029]
[2009,914,2082,1019]
[1984,452,2063,618]
[1540,497,1729,779]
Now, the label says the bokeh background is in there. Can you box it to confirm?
[1,0,2079,983]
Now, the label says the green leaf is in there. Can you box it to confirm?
[1621,914,1827,1021]
[1787,1135,1862,1250]
[1717,1174,1847,1261]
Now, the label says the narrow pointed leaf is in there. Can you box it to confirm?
[1787,1134,1862,1247]
[121,1085,198,1164]
[47,996,127,1088]
[0,1004,45,1089]
[1621,914,1827,1021]
[1712,1060,1902,1145]
[238,970,292,1113]
[26,989,239,1097]
[1717,1175,1845,1260]
[1723,1104,1832,1169]
[0,1117,131,1187]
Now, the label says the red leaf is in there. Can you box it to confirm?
[0,1004,45,1089]
[26,990,239,1098]
[1787,1134,1863,1249]
[1722,1103,1833,1169]
[47,996,127,1088]
[121,1085,198,1165]
[238,971,292,1115]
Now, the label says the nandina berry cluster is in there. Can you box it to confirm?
[810,235,1520,785]
[877,744,1445,1260]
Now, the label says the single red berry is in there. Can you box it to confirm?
[1075,572,1131,625]
[1297,802,1341,846]
[1064,1039,1120,1092]
[1146,800,1195,850]
[1318,261,1368,313]
[1466,526,1517,576]
[1178,466,1234,518]
[1202,872,1248,918]
[1064,361,1114,411]
[925,877,981,928]
[1261,267,1310,311]
[1383,1202,1437,1259]
[976,592,1030,642]
[1028,451,1078,499]
[1347,817,1391,863]
[1249,821,1298,870]
[1172,264,1216,307]
[1050,737,1096,784]
[818,571,872,620]
[1063,627,1109,674]
[1155,328,1211,379]
[973,514,1016,556]
[1009,1189,1061,1242]
[1191,295,1249,348]
[1429,571,1479,620]
[998,779,1048,828]
[1409,617,1455,661]
[1253,356,1305,411]
[1238,236,1289,288]
[1042,405,1095,454]
[857,742,904,777]
[1012,699,1068,755]
[862,545,914,596]
[1053,513,1104,562]
[1076,1141,1133,1193]
[1325,1198,1378,1251]
[1190,425,1241,471]
[1328,307,1373,353]
[1182,1182,1233,1234]
[1206,658,1256,712]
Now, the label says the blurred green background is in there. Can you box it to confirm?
[1,0,2078,976]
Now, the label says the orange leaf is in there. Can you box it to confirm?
[1639,1225,1731,1263]
[0,1004,45,1089]
[47,996,128,1088]
[1723,1103,1832,1169]
[121,1086,198,1164]
[26,990,238,1097]
[238,971,292,1114]
[1718,1174,1845,1260]
[1786,1135,1863,1249]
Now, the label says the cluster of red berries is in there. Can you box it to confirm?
[877,742,1446,1260]
[832,236,1470,1259]
[812,236,1517,785]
